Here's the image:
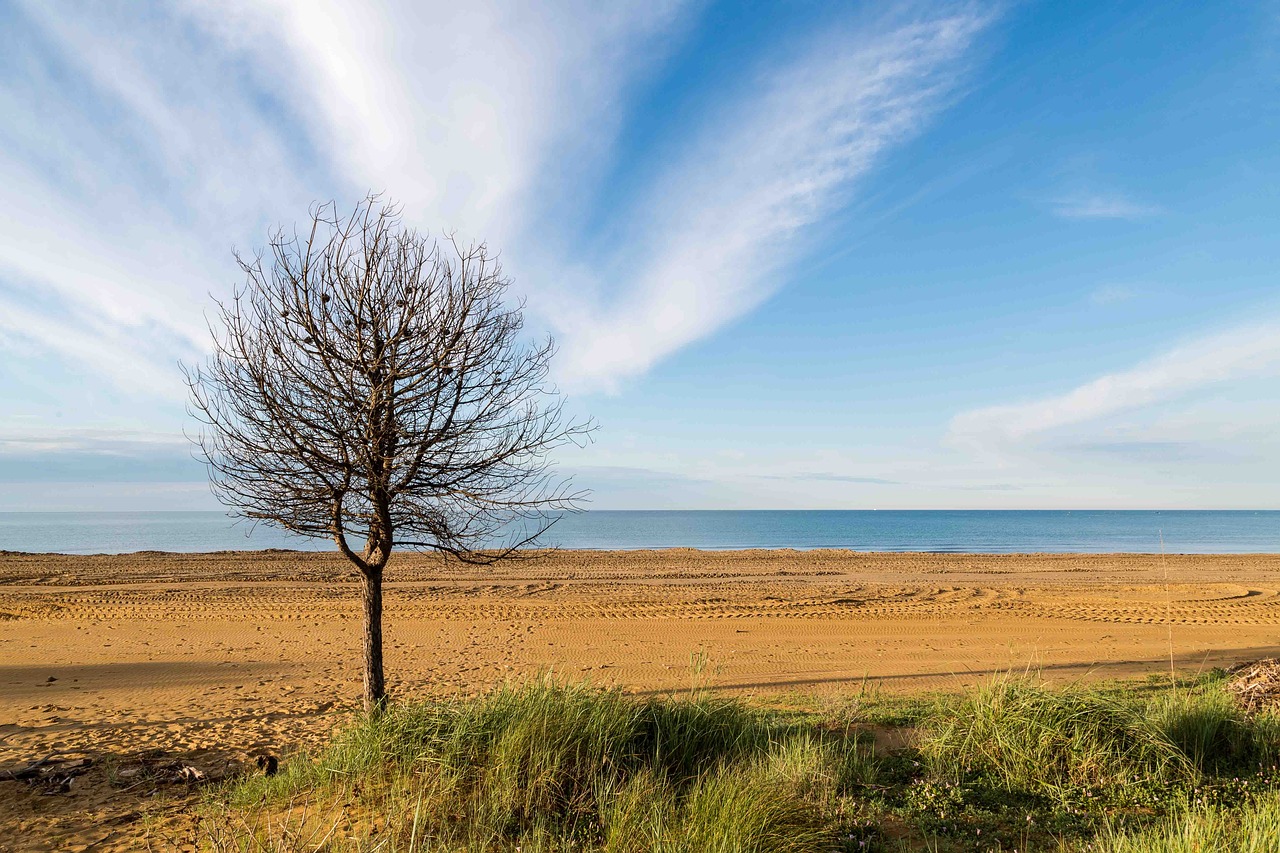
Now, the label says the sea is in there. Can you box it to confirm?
[0,510,1277,555]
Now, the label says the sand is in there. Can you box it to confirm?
[4,548,1280,850]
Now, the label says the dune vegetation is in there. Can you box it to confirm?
[192,668,1280,852]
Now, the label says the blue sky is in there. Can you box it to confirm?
[1,0,1278,510]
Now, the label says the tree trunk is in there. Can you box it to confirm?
[361,566,386,713]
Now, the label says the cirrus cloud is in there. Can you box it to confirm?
[0,1,999,403]
[548,6,999,391]
[948,319,1280,450]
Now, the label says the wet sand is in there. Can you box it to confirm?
[4,548,1280,850]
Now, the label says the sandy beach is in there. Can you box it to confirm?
[4,547,1280,850]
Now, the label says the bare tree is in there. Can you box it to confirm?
[185,197,591,712]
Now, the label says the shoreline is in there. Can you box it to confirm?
[5,545,1280,558]
[7,508,1280,557]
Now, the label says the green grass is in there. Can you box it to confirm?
[199,673,1280,852]
[204,680,853,851]
[917,676,1195,803]
[1098,791,1280,852]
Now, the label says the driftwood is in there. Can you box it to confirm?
[0,752,65,781]
[1227,659,1280,713]
[0,749,259,797]
[0,752,93,794]
[129,756,216,785]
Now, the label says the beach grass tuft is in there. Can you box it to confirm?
[916,675,1194,802]
[205,679,850,851]
[199,672,1280,851]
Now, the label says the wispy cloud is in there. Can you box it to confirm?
[183,0,694,244]
[0,1,695,401]
[0,1,329,398]
[0,2,999,405]
[1048,191,1160,220]
[948,319,1280,450]
[0,429,200,482]
[550,6,998,391]
[1062,440,1202,462]
[756,473,900,485]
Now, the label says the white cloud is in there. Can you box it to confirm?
[1048,191,1160,220]
[0,428,200,483]
[0,290,183,396]
[181,0,693,245]
[0,1,694,403]
[0,1,997,406]
[0,1,332,399]
[948,319,1280,449]
[549,6,997,391]
[0,481,220,512]
[0,427,188,455]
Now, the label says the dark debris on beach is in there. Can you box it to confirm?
[1227,659,1280,713]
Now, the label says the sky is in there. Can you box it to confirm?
[0,0,1278,511]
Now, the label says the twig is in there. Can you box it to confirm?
[0,751,69,781]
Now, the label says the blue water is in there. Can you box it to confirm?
[0,510,1277,555]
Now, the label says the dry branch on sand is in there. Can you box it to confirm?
[0,752,93,794]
